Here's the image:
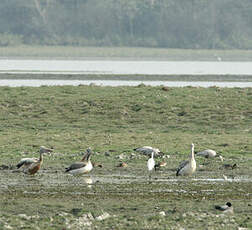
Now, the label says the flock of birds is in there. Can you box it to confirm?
[16,146,94,176]
[138,143,223,177]
[15,143,233,213]
[16,143,222,177]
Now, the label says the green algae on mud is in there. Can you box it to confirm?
[0,85,251,229]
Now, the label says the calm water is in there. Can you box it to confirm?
[1,59,252,75]
[1,59,252,87]
[0,79,251,87]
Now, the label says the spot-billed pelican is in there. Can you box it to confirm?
[176,143,196,176]
[65,148,93,175]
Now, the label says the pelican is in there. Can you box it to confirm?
[176,143,196,176]
[65,148,93,175]
[215,202,233,214]
[147,151,155,179]
[23,152,44,175]
[134,146,161,156]
[39,146,53,154]
[196,149,223,161]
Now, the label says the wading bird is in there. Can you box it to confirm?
[65,148,93,175]
[22,152,44,175]
[134,146,161,156]
[176,143,196,176]
[195,149,223,161]
[147,151,155,179]
[215,202,233,214]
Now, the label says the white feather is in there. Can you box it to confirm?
[147,152,155,172]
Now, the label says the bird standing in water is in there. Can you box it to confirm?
[65,148,93,175]
[147,151,155,179]
[23,152,44,175]
[176,143,196,176]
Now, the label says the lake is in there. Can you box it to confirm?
[0,59,252,87]
[0,59,252,75]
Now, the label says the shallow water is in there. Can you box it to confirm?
[1,170,251,190]
[1,59,252,75]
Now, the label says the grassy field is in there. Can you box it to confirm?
[1,45,252,61]
[0,85,251,229]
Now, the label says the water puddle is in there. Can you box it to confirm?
[1,170,251,190]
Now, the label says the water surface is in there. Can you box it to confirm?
[1,59,252,75]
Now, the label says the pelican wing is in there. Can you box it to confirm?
[65,162,87,172]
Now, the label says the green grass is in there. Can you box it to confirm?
[1,45,252,61]
[0,85,251,155]
[0,85,251,229]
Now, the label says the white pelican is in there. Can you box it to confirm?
[147,151,155,179]
[215,202,233,214]
[196,149,223,161]
[23,152,44,175]
[176,143,196,176]
[65,148,93,175]
[134,146,161,156]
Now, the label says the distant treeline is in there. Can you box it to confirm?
[1,0,252,49]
